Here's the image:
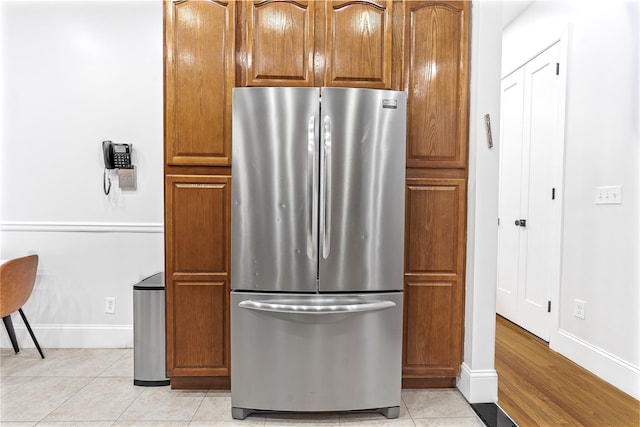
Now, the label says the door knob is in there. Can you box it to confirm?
[515,219,526,227]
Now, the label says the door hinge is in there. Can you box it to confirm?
[552,187,556,200]
[556,63,560,75]
[498,218,500,226]
[547,301,551,312]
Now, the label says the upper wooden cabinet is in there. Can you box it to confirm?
[238,0,397,89]
[404,1,469,168]
[323,0,393,88]
[165,0,235,166]
[243,0,315,86]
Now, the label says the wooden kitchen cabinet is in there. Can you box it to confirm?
[164,0,470,389]
[165,0,235,166]
[164,0,234,386]
[401,2,469,385]
[403,173,466,386]
[238,0,398,89]
[403,1,470,169]
[241,0,315,86]
[322,0,394,88]
[165,174,231,387]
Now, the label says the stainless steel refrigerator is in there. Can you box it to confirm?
[231,87,406,420]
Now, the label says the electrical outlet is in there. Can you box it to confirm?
[105,297,116,314]
[574,299,585,319]
[595,186,622,205]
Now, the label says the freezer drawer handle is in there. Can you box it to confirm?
[238,299,395,314]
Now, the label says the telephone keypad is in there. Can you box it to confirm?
[114,153,132,169]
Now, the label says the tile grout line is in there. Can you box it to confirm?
[114,379,149,423]
[106,348,145,423]
[0,374,40,424]
[189,390,207,425]
[36,375,96,424]
[401,393,415,423]
[48,349,131,424]
[54,350,134,423]
[7,349,99,422]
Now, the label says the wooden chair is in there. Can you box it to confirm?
[0,254,45,358]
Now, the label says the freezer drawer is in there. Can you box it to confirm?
[231,291,403,418]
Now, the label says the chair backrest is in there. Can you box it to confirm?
[0,254,39,317]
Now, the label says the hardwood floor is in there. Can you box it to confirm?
[495,315,640,426]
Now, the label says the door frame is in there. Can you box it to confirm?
[497,26,571,347]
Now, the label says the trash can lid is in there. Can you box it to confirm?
[133,272,164,290]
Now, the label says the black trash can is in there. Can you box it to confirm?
[133,272,170,386]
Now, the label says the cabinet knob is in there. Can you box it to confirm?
[514,219,527,227]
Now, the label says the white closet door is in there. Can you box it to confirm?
[497,42,561,342]
[518,43,560,341]
[496,68,525,321]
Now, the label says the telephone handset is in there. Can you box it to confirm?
[102,140,133,169]
[102,140,133,195]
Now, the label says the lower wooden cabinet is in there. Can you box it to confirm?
[165,174,231,387]
[403,175,466,387]
[163,172,466,389]
[403,279,463,387]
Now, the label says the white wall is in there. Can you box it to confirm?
[458,0,503,404]
[502,0,640,399]
[0,1,164,348]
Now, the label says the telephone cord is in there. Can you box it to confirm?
[103,168,111,195]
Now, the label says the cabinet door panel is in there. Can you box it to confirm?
[403,280,461,376]
[245,0,314,86]
[324,0,392,88]
[165,174,231,377]
[165,0,234,165]
[405,178,465,275]
[404,1,469,168]
[168,178,230,274]
[172,280,229,376]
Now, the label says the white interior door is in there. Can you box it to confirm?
[496,68,525,321]
[518,43,561,341]
[497,43,562,341]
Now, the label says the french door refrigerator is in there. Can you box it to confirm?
[231,87,406,420]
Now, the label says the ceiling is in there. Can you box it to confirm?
[502,1,533,28]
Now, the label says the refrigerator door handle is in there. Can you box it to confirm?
[238,299,395,314]
[307,115,317,258]
[321,116,332,259]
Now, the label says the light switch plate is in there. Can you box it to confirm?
[574,299,585,319]
[105,297,116,314]
[595,186,622,205]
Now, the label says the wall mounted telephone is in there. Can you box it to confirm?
[103,140,133,169]
[102,140,134,195]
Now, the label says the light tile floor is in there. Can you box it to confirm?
[0,349,484,426]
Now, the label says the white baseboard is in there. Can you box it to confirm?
[552,329,640,400]
[0,324,133,349]
[457,363,499,403]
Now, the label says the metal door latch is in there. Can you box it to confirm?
[515,219,526,227]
